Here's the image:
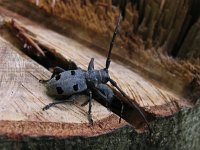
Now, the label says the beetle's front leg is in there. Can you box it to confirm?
[39,66,65,83]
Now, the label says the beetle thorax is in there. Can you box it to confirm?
[85,69,109,85]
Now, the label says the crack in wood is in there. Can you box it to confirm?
[0,5,196,136]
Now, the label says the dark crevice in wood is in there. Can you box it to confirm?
[132,0,145,28]
[3,22,77,72]
[2,16,154,131]
[0,1,199,148]
[1,0,197,98]
[94,90,155,130]
[1,0,197,131]
[37,43,78,71]
[171,0,200,57]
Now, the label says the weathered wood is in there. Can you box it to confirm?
[0,33,127,137]
[0,0,200,149]
[23,20,190,115]
[0,6,192,125]
[178,17,200,60]
[1,0,199,100]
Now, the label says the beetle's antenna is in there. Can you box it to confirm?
[105,12,122,70]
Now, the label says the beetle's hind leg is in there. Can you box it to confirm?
[81,84,114,107]
[39,67,65,83]
[87,90,93,124]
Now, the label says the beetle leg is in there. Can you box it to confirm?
[88,90,93,124]
[42,98,74,111]
[108,78,150,127]
[39,66,65,83]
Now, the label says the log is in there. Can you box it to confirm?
[18,17,190,117]
[2,0,199,98]
[0,6,192,124]
[0,0,200,149]
[178,17,200,59]
[0,23,126,138]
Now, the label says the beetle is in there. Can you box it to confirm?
[40,12,149,128]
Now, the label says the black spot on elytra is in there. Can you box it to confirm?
[71,70,75,75]
[73,84,79,91]
[56,87,64,94]
[55,74,61,80]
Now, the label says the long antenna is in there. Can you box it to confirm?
[105,12,122,70]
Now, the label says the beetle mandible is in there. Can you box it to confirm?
[40,12,149,127]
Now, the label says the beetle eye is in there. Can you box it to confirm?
[73,84,79,91]
[55,74,61,80]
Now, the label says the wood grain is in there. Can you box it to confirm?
[0,1,199,149]
[0,36,126,137]
[16,18,190,116]
[0,1,187,115]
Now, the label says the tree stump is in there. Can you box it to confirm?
[0,32,128,134]
[0,0,200,149]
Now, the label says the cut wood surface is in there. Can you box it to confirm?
[1,0,199,99]
[0,36,127,137]
[23,18,190,116]
[0,7,191,119]
[0,1,199,150]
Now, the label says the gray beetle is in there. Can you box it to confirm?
[40,12,149,127]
